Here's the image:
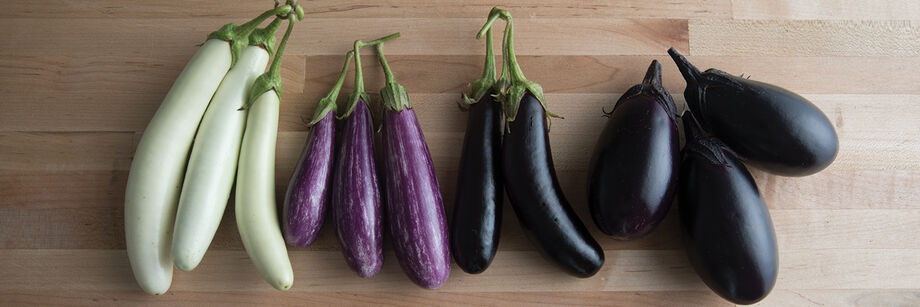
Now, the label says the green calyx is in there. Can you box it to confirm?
[307,51,354,126]
[338,32,401,119]
[208,4,292,67]
[376,41,411,112]
[460,27,497,110]
[247,18,284,56]
[242,5,301,110]
[477,7,560,126]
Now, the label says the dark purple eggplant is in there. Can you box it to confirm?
[328,35,399,278]
[375,42,451,289]
[668,48,838,176]
[451,27,503,274]
[282,51,353,247]
[679,112,778,305]
[480,8,604,277]
[587,60,679,240]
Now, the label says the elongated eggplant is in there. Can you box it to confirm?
[679,112,778,305]
[668,48,838,176]
[329,35,400,278]
[376,42,451,289]
[479,8,604,277]
[451,27,503,274]
[587,60,679,240]
[282,51,353,247]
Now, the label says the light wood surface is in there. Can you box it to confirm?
[1,1,918,306]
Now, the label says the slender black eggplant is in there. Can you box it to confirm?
[376,42,451,289]
[450,27,504,274]
[668,48,838,176]
[282,51,353,247]
[330,34,400,278]
[587,60,679,240]
[479,7,604,278]
[679,112,778,305]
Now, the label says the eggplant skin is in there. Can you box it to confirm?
[283,111,335,247]
[451,93,503,274]
[331,101,384,278]
[504,93,605,278]
[679,129,778,305]
[383,108,451,289]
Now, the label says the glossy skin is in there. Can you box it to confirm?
[679,113,778,305]
[669,48,838,176]
[331,101,383,278]
[283,111,334,247]
[587,61,679,240]
[383,108,451,289]
[451,93,503,274]
[504,93,605,278]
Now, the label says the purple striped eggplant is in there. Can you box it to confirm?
[329,34,400,278]
[282,51,353,247]
[679,112,778,304]
[479,8,604,277]
[668,48,838,176]
[451,27,503,274]
[587,60,679,240]
[375,42,451,289]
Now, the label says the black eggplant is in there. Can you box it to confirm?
[451,27,503,274]
[480,8,604,278]
[587,60,679,240]
[668,48,838,176]
[679,112,778,305]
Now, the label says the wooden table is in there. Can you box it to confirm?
[2,1,918,306]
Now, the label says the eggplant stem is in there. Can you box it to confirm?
[338,33,400,119]
[667,47,701,84]
[643,60,663,88]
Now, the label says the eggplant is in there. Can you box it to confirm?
[587,60,679,240]
[667,48,838,176]
[328,35,399,278]
[679,112,778,305]
[451,27,503,274]
[282,51,353,247]
[375,42,451,289]
[480,8,604,277]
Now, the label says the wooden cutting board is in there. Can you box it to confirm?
[1,1,918,305]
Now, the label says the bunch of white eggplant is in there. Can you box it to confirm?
[124,3,304,295]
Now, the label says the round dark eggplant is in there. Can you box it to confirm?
[587,60,679,240]
[504,93,605,278]
[668,48,838,177]
[451,92,504,274]
[679,112,778,305]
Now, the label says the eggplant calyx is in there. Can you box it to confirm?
[307,51,354,126]
[615,60,678,120]
[479,7,560,129]
[374,39,412,112]
[338,33,401,119]
[461,27,498,110]
[242,10,300,110]
[209,4,292,67]
[681,112,730,166]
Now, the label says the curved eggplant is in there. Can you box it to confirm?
[504,93,605,277]
[668,48,838,176]
[587,60,679,240]
[679,112,778,305]
[452,92,503,274]
[451,26,503,274]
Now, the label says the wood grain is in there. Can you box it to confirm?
[0,0,917,305]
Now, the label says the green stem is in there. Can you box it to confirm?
[500,13,528,85]
[376,43,396,84]
[307,51,353,125]
[376,42,411,112]
[244,12,298,109]
[267,19,294,82]
[339,33,401,119]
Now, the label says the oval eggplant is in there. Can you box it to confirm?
[451,91,504,274]
[668,48,838,176]
[376,43,451,289]
[679,112,778,305]
[504,93,605,277]
[332,100,384,278]
[587,60,679,240]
